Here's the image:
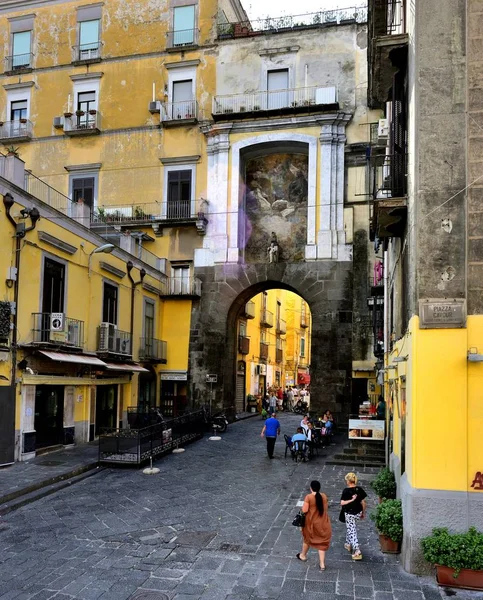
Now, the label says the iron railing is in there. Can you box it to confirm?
[91,199,208,223]
[243,301,256,319]
[260,310,274,328]
[31,313,84,348]
[0,120,33,141]
[374,0,405,34]
[161,100,198,122]
[276,319,287,334]
[24,171,71,214]
[301,312,310,328]
[139,337,167,362]
[217,6,367,38]
[97,324,132,356]
[238,336,250,355]
[161,276,202,297]
[99,409,205,465]
[64,111,101,135]
[72,43,101,62]
[167,28,199,48]
[260,342,269,360]
[4,53,33,72]
[371,153,407,199]
[212,86,337,116]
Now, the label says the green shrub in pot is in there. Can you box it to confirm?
[370,499,403,542]
[371,467,397,500]
[421,527,483,577]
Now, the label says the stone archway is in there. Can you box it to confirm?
[189,260,352,420]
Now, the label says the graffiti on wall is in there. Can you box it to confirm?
[243,153,308,263]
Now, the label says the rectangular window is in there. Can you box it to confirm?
[300,337,306,357]
[79,19,100,58]
[77,91,96,128]
[167,170,192,218]
[171,266,190,295]
[12,31,31,68]
[262,292,267,312]
[10,99,27,121]
[72,177,95,211]
[173,6,195,45]
[144,300,155,341]
[103,282,118,325]
[171,79,194,119]
[239,321,247,338]
[260,329,267,344]
[267,69,289,109]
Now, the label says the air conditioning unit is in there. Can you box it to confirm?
[98,322,117,352]
[53,116,64,129]
[149,101,161,114]
[377,118,389,142]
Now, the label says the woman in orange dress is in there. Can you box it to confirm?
[296,480,332,570]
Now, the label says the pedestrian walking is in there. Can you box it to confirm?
[339,472,367,560]
[260,411,280,459]
[269,392,277,413]
[296,480,332,570]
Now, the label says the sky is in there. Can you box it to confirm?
[246,0,366,21]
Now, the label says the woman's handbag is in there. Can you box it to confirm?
[292,511,306,527]
[338,508,346,523]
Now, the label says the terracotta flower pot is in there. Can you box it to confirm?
[436,566,483,591]
[378,534,401,554]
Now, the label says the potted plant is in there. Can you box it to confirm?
[371,467,397,502]
[75,110,85,116]
[6,145,20,157]
[19,117,27,124]
[253,105,260,111]
[88,109,97,115]
[422,527,483,590]
[240,105,246,112]
[370,499,403,553]
[64,112,73,118]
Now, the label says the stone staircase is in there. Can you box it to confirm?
[326,441,386,468]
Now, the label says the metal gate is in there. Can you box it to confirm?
[0,386,15,465]
[235,374,245,413]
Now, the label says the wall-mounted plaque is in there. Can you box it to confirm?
[419,299,466,329]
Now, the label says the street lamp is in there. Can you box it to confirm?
[88,243,115,277]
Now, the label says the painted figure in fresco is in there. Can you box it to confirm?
[267,232,280,263]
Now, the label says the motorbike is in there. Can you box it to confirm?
[202,407,229,433]
[293,399,309,414]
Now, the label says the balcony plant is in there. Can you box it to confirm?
[370,499,403,553]
[19,118,28,124]
[421,527,483,589]
[88,109,97,115]
[64,112,73,118]
[371,467,397,502]
[253,105,261,111]
[240,105,246,112]
[6,146,20,157]
[75,110,85,116]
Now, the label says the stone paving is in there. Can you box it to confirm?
[0,413,481,600]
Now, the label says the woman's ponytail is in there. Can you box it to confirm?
[310,480,324,515]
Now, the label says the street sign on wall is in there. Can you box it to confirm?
[206,374,217,383]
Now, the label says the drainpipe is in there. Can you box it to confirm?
[383,248,389,466]
[2,194,40,462]
[126,261,146,347]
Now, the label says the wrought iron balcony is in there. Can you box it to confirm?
[260,310,274,328]
[97,324,132,356]
[72,43,101,64]
[64,111,101,136]
[276,319,287,335]
[160,276,202,298]
[4,53,33,73]
[243,301,256,319]
[260,341,269,360]
[300,312,309,328]
[91,199,208,225]
[370,153,408,239]
[31,313,84,348]
[161,100,198,126]
[238,336,250,355]
[276,348,283,363]
[0,120,33,143]
[166,28,199,50]
[212,86,338,120]
[139,337,167,363]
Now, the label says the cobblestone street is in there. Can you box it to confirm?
[0,413,481,600]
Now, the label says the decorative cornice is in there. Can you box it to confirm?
[159,155,200,165]
[259,46,300,56]
[37,231,77,255]
[142,282,160,295]
[76,2,103,10]
[64,163,102,172]
[99,261,125,279]
[70,72,103,81]
[8,13,36,21]
[165,59,200,70]
[3,81,35,90]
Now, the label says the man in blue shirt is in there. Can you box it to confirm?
[291,427,308,460]
[260,411,281,458]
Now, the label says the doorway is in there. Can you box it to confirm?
[267,69,289,109]
[35,385,65,449]
[41,257,65,342]
[95,385,118,435]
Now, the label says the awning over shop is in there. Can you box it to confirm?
[103,362,150,373]
[39,351,107,366]
[297,372,311,385]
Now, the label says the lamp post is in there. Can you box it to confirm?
[87,243,115,277]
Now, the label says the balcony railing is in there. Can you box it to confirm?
[0,120,33,142]
[243,301,256,319]
[97,324,132,356]
[160,276,202,297]
[161,100,198,124]
[64,111,101,136]
[4,53,33,73]
[24,171,71,214]
[371,153,407,199]
[260,342,269,360]
[167,28,199,49]
[301,313,309,328]
[91,199,208,224]
[276,348,283,363]
[72,43,101,63]
[276,319,287,335]
[31,313,84,348]
[238,336,250,355]
[260,310,274,328]
[373,0,405,35]
[212,86,337,117]
[139,337,167,362]
[217,6,367,39]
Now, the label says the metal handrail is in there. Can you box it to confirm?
[4,52,33,71]
[167,28,199,48]
[24,171,71,214]
[161,100,198,122]
[0,120,33,140]
[31,313,84,347]
[139,337,167,361]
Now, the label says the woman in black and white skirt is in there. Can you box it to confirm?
[339,472,367,560]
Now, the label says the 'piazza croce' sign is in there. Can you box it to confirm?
[471,472,483,490]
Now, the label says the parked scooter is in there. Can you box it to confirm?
[293,399,309,414]
[202,407,229,433]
